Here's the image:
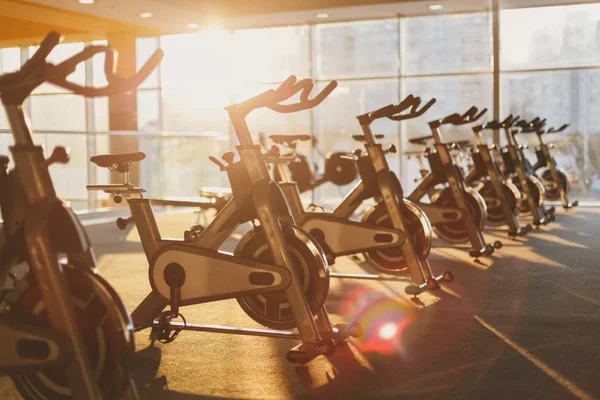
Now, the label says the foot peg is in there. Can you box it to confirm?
[287,339,336,365]
[404,271,453,298]
[324,322,364,344]
[512,224,533,237]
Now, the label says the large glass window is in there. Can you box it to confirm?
[402,13,492,75]
[501,4,600,199]
[316,19,399,79]
[501,4,600,71]
[233,26,310,82]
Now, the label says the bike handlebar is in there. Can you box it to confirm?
[515,117,547,133]
[366,95,436,122]
[269,78,337,113]
[473,114,521,132]
[446,106,487,125]
[0,31,163,100]
[546,124,569,133]
[46,45,163,97]
[229,75,337,117]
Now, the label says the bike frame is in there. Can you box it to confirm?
[1,100,103,400]
[272,156,404,258]
[502,124,552,225]
[406,109,493,258]
[91,78,360,363]
[466,119,529,237]
[530,126,578,209]
[354,118,441,288]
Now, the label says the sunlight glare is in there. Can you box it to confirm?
[378,322,399,340]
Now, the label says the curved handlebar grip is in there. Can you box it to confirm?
[548,124,569,133]
[268,80,337,113]
[272,75,299,102]
[377,96,436,122]
[308,80,337,106]
[370,104,396,120]
[480,120,503,130]
[21,32,61,74]
[502,114,520,128]
[412,98,436,118]
[469,107,487,122]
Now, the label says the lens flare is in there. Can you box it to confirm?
[334,285,417,355]
[378,322,399,340]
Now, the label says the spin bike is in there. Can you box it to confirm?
[500,117,555,226]
[0,32,161,399]
[406,107,502,259]
[88,76,361,365]
[465,116,532,236]
[269,95,453,294]
[524,122,578,209]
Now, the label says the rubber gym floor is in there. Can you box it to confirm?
[2,207,600,400]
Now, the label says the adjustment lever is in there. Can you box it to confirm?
[0,155,9,175]
[221,152,236,165]
[385,144,397,154]
[46,146,70,166]
[209,156,227,171]
[116,216,134,230]
[263,145,280,159]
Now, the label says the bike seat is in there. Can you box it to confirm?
[453,140,472,148]
[408,135,433,145]
[269,135,311,147]
[90,152,146,170]
[351,134,384,142]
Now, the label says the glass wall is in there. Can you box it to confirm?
[3,3,599,208]
[500,3,600,199]
[139,13,495,199]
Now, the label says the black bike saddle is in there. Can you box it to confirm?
[90,152,146,170]
[352,134,384,142]
[454,139,472,147]
[269,135,311,147]
[408,135,433,145]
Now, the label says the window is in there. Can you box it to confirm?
[501,4,600,71]
[501,4,600,198]
[233,26,310,82]
[402,13,492,75]
[316,19,399,79]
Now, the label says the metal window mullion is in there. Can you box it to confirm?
[492,0,500,144]
[397,14,404,183]
[309,23,319,203]
[156,36,165,197]
[84,41,97,209]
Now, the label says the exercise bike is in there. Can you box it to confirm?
[0,32,161,399]
[524,122,578,209]
[88,76,361,366]
[464,116,532,236]
[406,107,502,260]
[500,117,555,226]
[268,95,453,294]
